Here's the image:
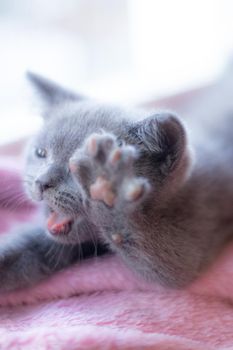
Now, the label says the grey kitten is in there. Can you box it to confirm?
[0,72,233,292]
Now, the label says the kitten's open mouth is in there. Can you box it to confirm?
[47,211,74,236]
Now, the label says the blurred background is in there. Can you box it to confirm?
[0,0,233,144]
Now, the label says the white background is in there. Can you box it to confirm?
[0,0,233,144]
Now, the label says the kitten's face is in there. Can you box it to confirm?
[25,100,128,244]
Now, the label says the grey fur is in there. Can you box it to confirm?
[1,72,233,291]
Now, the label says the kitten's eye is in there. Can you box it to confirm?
[35,148,47,158]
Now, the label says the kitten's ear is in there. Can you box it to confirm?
[129,112,190,177]
[26,72,84,119]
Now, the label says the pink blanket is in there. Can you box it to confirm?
[0,158,233,350]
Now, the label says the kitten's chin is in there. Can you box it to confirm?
[46,229,77,244]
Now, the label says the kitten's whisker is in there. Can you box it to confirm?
[87,222,98,257]
[53,244,65,271]
[45,242,57,260]
[0,193,29,211]
[76,226,83,262]
[47,243,60,267]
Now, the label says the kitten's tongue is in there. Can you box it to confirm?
[47,212,71,235]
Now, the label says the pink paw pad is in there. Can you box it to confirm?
[111,233,123,245]
[90,176,116,207]
[109,148,122,165]
[124,180,146,202]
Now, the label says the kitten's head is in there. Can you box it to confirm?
[25,73,191,244]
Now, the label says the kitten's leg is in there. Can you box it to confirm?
[71,132,198,288]
[70,134,159,277]
[0,226,98,292]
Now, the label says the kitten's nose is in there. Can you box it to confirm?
[35,175,53,193]
[35,165,67,195]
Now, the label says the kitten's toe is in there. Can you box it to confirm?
[85,133,117,163]
[69,154,94,193]
[109,144,136,170]
[123,178,150,203]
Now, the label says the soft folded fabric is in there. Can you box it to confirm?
[0,157,233,350]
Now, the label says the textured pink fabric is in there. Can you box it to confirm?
[0,157,233,349]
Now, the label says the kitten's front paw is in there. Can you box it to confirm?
[70,132,150,208]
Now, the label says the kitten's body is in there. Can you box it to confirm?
[0,72,233,291]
